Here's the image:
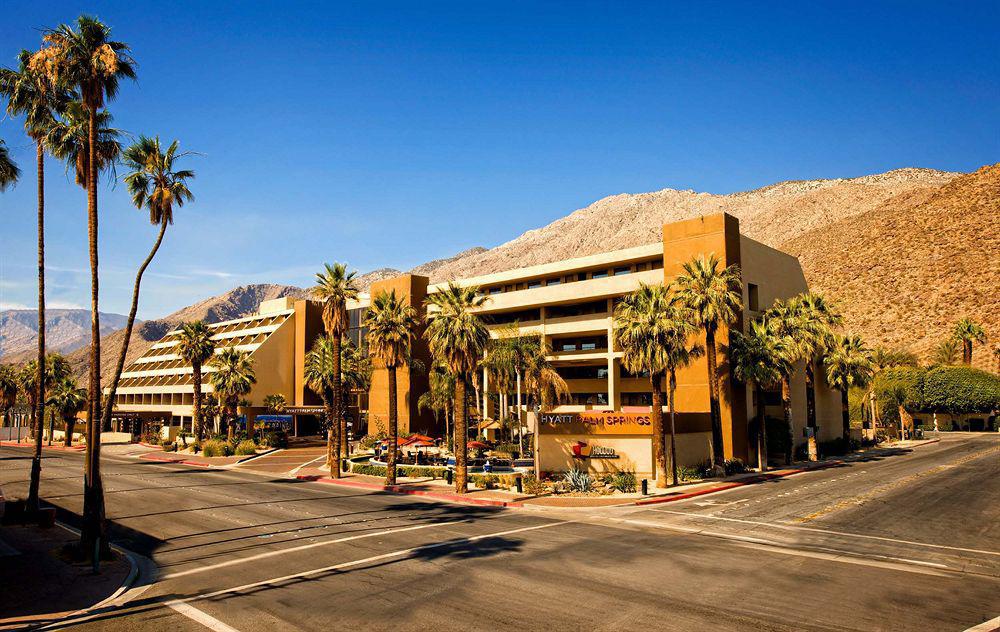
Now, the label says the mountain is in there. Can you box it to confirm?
[0,309,129,359]
[62,284,308,381]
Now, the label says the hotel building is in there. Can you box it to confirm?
[110,213,841,470]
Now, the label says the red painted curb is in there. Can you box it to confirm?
[634,461,843,506]
[297,475,523,508]
[0,441,86,452]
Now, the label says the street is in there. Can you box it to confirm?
[1,434,997,631]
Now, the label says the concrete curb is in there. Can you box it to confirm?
[0,440,86,452]
[138,447,279,468]
[296,475,524,508]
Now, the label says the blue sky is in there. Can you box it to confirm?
[1,1,997,318]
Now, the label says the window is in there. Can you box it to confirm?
[748,283,760,311]
[620,366,650,379]
[488,308,541,325]
[551,335,608,352]
[557,366,609,380]
[489,286,502,295]
[621,392,652,406]
[527,280,542,289]
[613,266,631,276]
[546,299,608,319]
[651,259,663,270]
[545,277,561,286]
[570,392,609,406]
[590,270,609,279]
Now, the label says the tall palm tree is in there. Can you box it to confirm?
[675,254,743,471]
[866,347,918,429]
[522,338,570,412]
[615,284,696,486]
[175,321,216,441]
[48,376,87,447]
[208,348,256,439]
[731,319,790,472]
[419,362,455,449]
[18,353,71,509]
[425,283,489,493]
[311,263,359,471]
[791,293,842,443]
[101,137,195,432]
[952,318,987,366]
[0,139,19,189]
[304,335,339,471]
[364,290,418,485]
[32,16,135,557]
[0,364,19,428]
[764,298,806,464]
[931,338,960,366]
[43,101,121,190]
[2,49,70,516]
[824,335,873,442]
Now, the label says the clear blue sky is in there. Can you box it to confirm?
[1,1,997,318]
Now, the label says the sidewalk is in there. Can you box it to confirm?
[0,523,130,630]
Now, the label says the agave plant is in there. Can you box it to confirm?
[563,468,594,493]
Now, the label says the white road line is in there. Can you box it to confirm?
[733,542,951,577]
[161,520,463,579]
[289,454,327,475]
[166,600,242,632]
[173,521,570,605]
[648,509,1000,557]
[964,615,1000,632]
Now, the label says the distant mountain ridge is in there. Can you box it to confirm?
[0,309,129,359]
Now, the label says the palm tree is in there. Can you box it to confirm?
[364,290,418,485]
[2,49,70,516]
[304,335,339,472]
[263,394,286,414]
[731,319,789,472]
[101,137,195,432]
[208,348,256,439]
[425,283,489,493]
[791,293,842,443]
[952,318,987,366]
[615,284,697,487]
[0,365,19,429]
[824,335,873,442]
[311,263,359,472]
[48,376,87,446]
[522,338,570,413]
[18,353,71,510]
[176,321,217,441]
[43,101,121,190]
[32,16,135,557]
[931,338,960,366]
[0,139,19,189]
[419,362,455,449]
[866,346,918,428]
[675,254,743,471]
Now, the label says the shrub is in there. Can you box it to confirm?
[192,440,202,454]
[610,470,637,493]
[161,442,177,452]
[472,474,501,489]
[202,439,231,458]
[724,459,749,476]
[678,466,701,482]
[262,430,288,449]
[522,474,547,495]
[234,439,258,456]
[563,468,593,492]
[359,433,386,451]
[922,366,1000,414]
[352,463,388,477]
[140,423,163,445]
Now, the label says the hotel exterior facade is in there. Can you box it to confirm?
[109,213,841,474]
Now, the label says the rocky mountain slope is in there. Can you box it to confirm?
[0,309,129,359]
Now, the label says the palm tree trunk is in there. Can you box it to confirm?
[705,327,725,470]
[516,369,524,455]
[840,388,851,442]
[386,365,398,485]
[805,361,818,461]
[782,375,793,465]
[100,221,168,434]
[454,377,468,493]
[332,334,344,474]
[963,340,972,365]
[192,361,203,441]
[82,104,107,560]
[27,141,45,513]
[650,372,667,488]
[756,385,767,472]
[64,416,75,447]
[668,369,679,486]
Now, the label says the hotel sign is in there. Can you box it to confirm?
[538,411,653,435]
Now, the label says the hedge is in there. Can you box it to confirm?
[872,365,1000,419]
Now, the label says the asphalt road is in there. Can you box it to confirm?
[1,433,997,631]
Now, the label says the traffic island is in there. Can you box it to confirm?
[0,522,130,630]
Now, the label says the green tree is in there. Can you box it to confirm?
[364,290,418,485]
[762,299,805,464]
[419,362,455,450]
[522,337,569,413]
[951,318,987,366]
[102,137,195,432]
[675,254,742,471]
[425,283,489,493]
[615,283,695,487]
[304,335,339,470]
[32,16,136,558]
[0,139,19,189]
[176,321,217,441]
[263,394,286,414]
[48,376,87,446]
[208,348,256,440]
[311,263,359,474]
[823,334,873,442]
[1,49,71,515]
[931,338,960,366]
[43,101,121,189]
[791,293,843,442]
[17,353,71,510]
[730,319,790,471]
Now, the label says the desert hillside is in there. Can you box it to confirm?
[0,310,129,359]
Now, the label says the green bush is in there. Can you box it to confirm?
[202,439,231,458]
[471,474,501,489]
[359,433,386,450]
[261,430,288,449]
[352,463,388,477]
[610,470,637,493]
[922,366,1000,414]
[234,439,258,456]
[678,466,701,482]
[522,474,547,495]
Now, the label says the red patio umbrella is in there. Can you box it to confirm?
[467,441,488,450]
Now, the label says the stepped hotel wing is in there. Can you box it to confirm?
[109,213,842,474]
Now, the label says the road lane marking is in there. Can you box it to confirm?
[289,454,327,475]
[161,520,464,579]
[648,509,1000,557]
[732,542,951,577]
[166,600,242,632]
[964,615,1000,632]
[171,521,571,604]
